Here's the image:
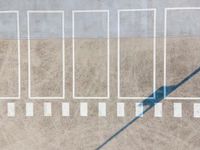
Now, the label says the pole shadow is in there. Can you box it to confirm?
[96,66,200,150]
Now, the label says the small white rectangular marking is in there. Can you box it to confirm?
[26,102,33,117]
[135,103,143,117]
[62,102,69,116]
[44,102,52,116]
[117,103,124,117]
[194,103,200,118]
[154,103,162,117]
[98,102,106,117]
[80,102,88,116]
[7,103,15,117]
[173,103,182,117]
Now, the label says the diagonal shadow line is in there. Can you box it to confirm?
[96,66,200,150]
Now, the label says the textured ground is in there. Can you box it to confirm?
[0,37,199,150]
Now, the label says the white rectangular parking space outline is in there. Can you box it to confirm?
[27,10,65,100]
[72,10,110,99]
[0,11,20,100]
[117,9,156,100]
[164,7,200,100]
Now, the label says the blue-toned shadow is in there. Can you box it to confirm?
[96,66,200,150]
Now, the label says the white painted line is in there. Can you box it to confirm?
[80,102,88,116]
[194,103,200,118]
[135,103,143,117]
[72,10,110,99]
[7,103,15,117]
[26,103,33,117]
[44,102,52,116]
[173,103,182,117]
[62,102,69,116]
[27,10,65,99]
[0,11,20,99]
[163,8,167,98]
[154,103,162,117]
[164,7,200,100]
[73,10,110,13]
[117,9,156,99]
[117,103,125,117]
[98,102,106,117]
[166,7,200,10]
[165,97,200,100]
[27,10,64,13]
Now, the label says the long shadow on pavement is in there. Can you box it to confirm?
[96,66,200,150]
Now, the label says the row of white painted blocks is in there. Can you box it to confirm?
[6,102,200,118]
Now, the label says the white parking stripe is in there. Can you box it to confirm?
[3,102,200,118]
[98,102,106,117]
[154,103,162,117]
[26,103,33,117]
[194,103,200,118]
[80,102,88,116]
[135,103,143,117]
[62,102,69,116]
[117,103,124,117]
[7,103,15,117]
[44,102,52,116]
[173,103,182,117]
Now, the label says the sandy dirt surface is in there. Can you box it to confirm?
[0,37,199,150]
